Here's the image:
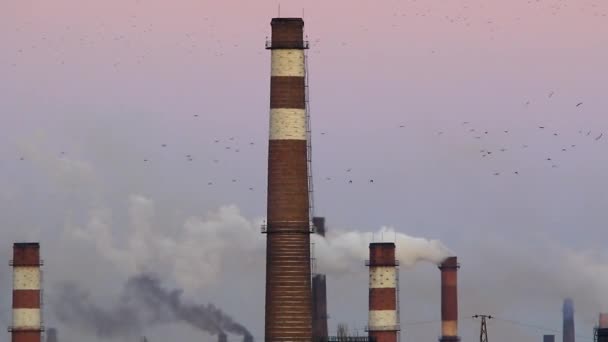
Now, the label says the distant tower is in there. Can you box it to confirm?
[312,217,329,342]
[46,328,58,342]
[10,242,43,342]
[366,242,400,342]
[563,299,575,342]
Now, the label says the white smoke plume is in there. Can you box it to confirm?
[312,226,452,274]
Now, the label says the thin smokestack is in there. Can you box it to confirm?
[367,242,399,342]
[264,17,313,342]
[312,217,329,342]
[46,328,58,342]
[597,314,608,342]
[563,298,575,342]
[600,313,608,329]
[439,256,460,342]
[218,332,227,342]
[11,242,43,342]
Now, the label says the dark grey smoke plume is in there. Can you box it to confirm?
[53,273,254,341]
[54,284,142,338]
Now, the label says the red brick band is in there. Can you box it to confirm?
[11,331,42,342]
[369,243,396,266]
[369,331,398,342]
[270,76,305,109]
[440,257,458,323]
[271,18,304,47]
[12,290,40,309]
[369,288,396,310]
[267,140,309,224]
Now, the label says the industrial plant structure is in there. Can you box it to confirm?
[312,217,329,342]
[563,299,575,342]
[366,242,400,342]
[595,313,608,342]
[263,17,313,342]
[439,257,460,342]
[10,242,43,342]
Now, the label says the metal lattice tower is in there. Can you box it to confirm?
[472,315,493,342]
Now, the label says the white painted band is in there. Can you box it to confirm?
[369,267,396,288]
[271,50,305,77]
[442,320,458,336]
[369,310,397,326]
[13,267,41,290]
[270,108,307,140]
[12,308,40,328]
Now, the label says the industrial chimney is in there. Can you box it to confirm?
[312,217,329,342]
[563,299,575,342]
[264,17,313,342]
[10,242,43,342]
[597,313,608,342]
[438,257,460,342]
[544,335,555,342]
[46,328,58,342]
[367,242,400,342]
[218,332,227,342]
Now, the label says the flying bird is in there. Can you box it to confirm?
[596,133,603,141]
[539,126,545,129]
[548,91,555,98]
[576,102,583,107]
[348,180,353,184]
[369,179,374,183]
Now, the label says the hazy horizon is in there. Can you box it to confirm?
[1,0,608,341]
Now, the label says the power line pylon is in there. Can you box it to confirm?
[472,315,493,342]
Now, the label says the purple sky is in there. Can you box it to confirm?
[1,1,608,341]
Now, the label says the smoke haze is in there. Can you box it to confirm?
[55,273,253,341]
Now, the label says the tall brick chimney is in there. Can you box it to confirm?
[264,17,312,342]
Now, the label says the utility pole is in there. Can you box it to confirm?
[472,315,493,342]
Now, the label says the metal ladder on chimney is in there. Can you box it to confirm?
[304,45,315,233]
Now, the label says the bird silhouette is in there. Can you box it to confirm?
[596,133,603,141]
[369,179,374,183]
[576,102,583,107]
[348,180,353,184]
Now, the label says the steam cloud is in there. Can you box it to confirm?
[54,273,254,341]
[312,226,452,274]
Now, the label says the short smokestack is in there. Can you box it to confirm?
[563,299,575,342]
[438,256,460,342]
[11,242,43,342]
[544,335,555,342]
[597,314,608,342]
[218,332,227,342]
[367,242,399,342]
[46,328,58,342]
[243,333,254,342]
[600,313,608,329]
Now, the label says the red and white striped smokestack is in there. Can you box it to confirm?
[264,17,312,342]
[11,242,43,342]
[367,242,400,342]
[438,256,459,342]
